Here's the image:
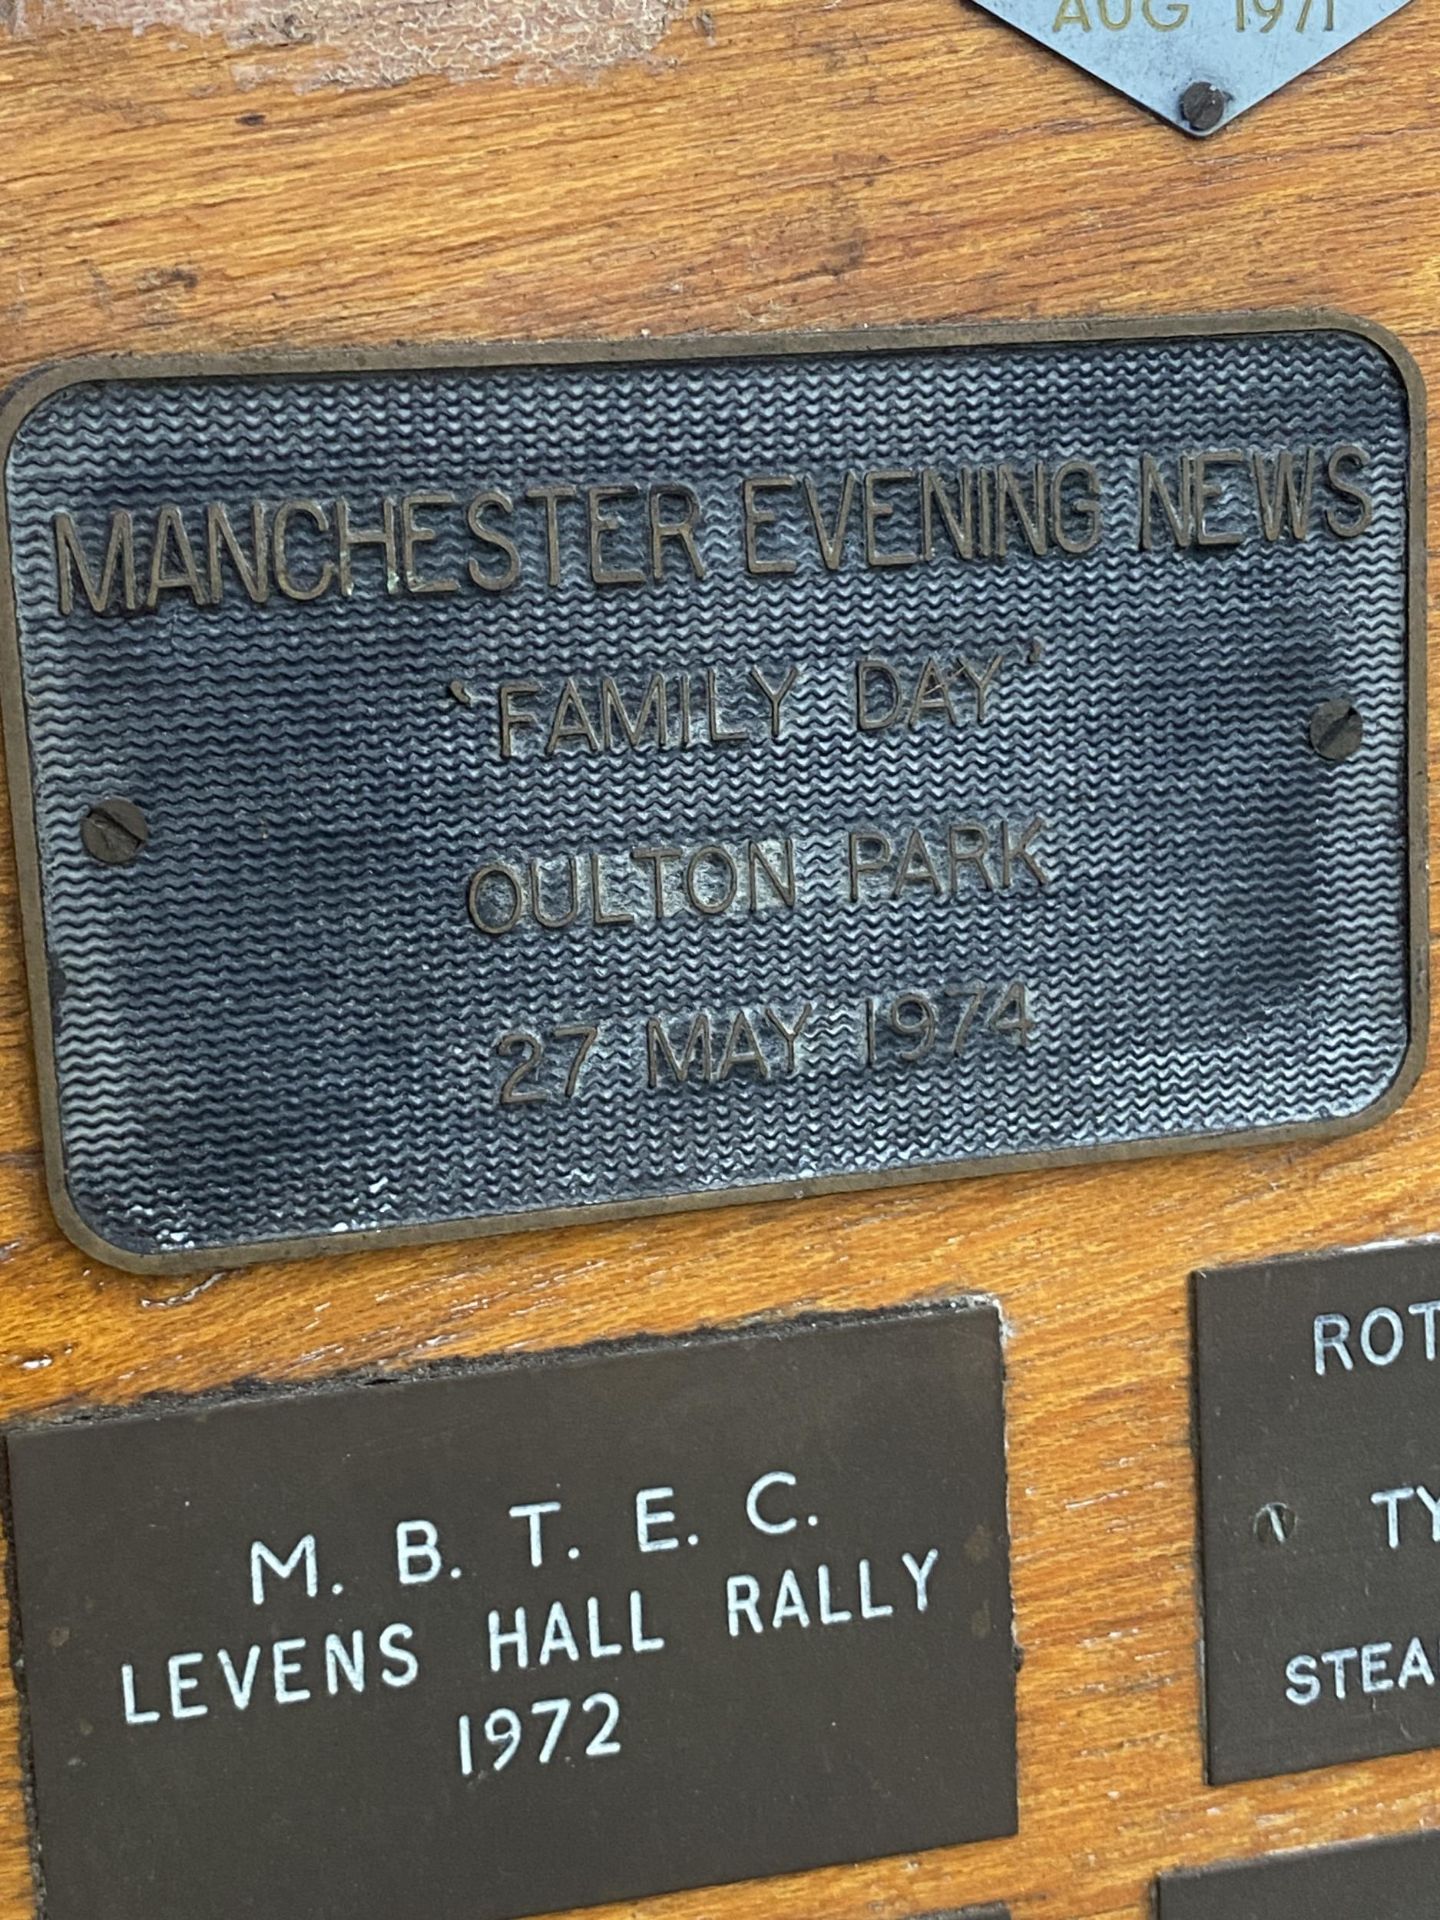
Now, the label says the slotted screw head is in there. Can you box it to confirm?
[1180,81,1228,133]
[1253,1501,1297,1546]
[1309,699,1364,763]
[81,799,149,867]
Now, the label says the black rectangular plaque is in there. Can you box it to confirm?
[1195,1239,1440,1783]
[0,317,1425,1272]
[4,1302,1016,1920]
[1157,1830,1440,1918]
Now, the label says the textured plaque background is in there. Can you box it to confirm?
[0,323,1421,1267]
[4,1304,1016,1920]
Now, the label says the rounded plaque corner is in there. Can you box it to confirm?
[1304,309,1429,431]
[43,1170,180,1280]
[1328,1013,1429,1147]
[0,356,125,471]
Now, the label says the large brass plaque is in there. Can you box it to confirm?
[0,317,1424,1271]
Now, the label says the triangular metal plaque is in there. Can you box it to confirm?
[969,0,1412,133]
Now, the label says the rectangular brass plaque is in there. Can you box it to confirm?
[1157,1831,1437,1917]
[3,1303,1016,1920]
[1195,1240,1440,1782]
[0,316,1424,1271]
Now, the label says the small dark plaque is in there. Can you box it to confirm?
[0,318,1425,1271]
[4,1302,1016,1920]
[1195,1239,1440,1783]
[1157,1830,1440,1918]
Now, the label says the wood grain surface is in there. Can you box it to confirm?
[0,1,1436,1915]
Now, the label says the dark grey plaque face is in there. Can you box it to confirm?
[1195,1240,1440,1783]
[0,318,1424,1271]
[1157,1830,1440,1918]
[4,1303,1016,1920]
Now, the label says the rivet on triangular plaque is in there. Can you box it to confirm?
[968,0,1412,133]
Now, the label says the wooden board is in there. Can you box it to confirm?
[0,1,1435,1915]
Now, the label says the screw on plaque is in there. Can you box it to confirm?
[1309,698,1365,763]
[1179,81,1229,134]
[81,798,149,867]
[1253,1501,1297,1546]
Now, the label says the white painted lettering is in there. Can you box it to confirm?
[1409,1299,1440,1359]
[1361,1642,1395,1693]
[539,1601,581,1666]
[1372,1485,1416,1549]
[379,1622,420,1689]
[396,1519,443,1585]
[166,1652,207,1720]
[489,1606,530,1672]
[816,1564,852,1625]
[746,1470,799,1535]
[630,1590,665,1653]
[250,1534,318,1607]
[1313,1313,1354,1376]
[635,1487,679,1553]
[727,1574,763,1636]
[325,1630,366,1696]
[772,1566,811,1629]
[1319,1646,1359,1699]
[510,1500,561,1569]
[1399,1637,1437,1688]
[586,1596,622,1659]
[902,1548,940,1612]
[272,1638,311,1705]
[217,1646,262,1710]
[1361,1307,1405,1365]
[857,1558,893,1619]
[120,1663,160,1726]
[1284,1654,1321,1706]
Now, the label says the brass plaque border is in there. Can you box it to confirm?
[0,310,1427,1274]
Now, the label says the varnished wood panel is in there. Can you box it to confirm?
[0,2,1436,1914]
